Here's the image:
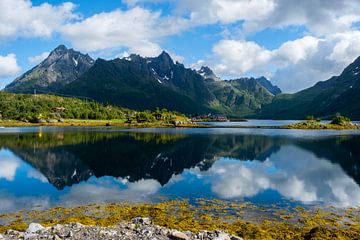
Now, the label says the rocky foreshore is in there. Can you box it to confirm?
[0,218,243,240]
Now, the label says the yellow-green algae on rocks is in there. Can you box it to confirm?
[0,200,359,239]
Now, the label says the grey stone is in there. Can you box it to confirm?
[213,232,231,240]
[1,220,245,240]
[169,230,189,240]
[26,223,45,234]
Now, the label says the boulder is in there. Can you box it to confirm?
[26,223,45,234]
[169,230,189,240]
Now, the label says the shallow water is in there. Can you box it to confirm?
[0,125,360,213]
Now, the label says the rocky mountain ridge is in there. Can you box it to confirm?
[4,45,279,116]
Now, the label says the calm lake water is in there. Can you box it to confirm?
[1,123,360,213]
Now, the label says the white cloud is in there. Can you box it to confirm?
[0,0,77,39]
[167,51,185,63]
[61,7,163,57]
[0,54,21,78]
[208,36,321,85]
[28,52,49,65]
[123,0,168,6]
[176,0,275,25]
[273,36,321,65]
[271,31,360,92]
[243,0,360,36]
[174,0,360,36]
[327,31,360,63]
[212,40,272,75]
[203,32,360,92]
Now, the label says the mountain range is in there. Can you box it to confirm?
[4,45,360,119]
[4,45,279,116]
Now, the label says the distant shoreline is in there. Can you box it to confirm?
[0,119,360,130]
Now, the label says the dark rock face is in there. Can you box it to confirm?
[255,76,282,95]
[5,45,94,93]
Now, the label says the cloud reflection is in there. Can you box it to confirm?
[191,146,360,207]
[59,178,161,207]
[27,168,48,183]
[0,190,51,213]
[0,150,21,181]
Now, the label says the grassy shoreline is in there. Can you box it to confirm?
[0,119,199,128]
[0,200,359,239]
[1,119,360,130]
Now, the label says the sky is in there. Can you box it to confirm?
[1,0,360,93]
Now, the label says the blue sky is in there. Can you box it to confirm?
[1,0,360,92]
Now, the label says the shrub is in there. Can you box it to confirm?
[330,114,351,125]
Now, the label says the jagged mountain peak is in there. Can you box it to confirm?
[43,45,94,66]
[255,76,282,95]
[197,66,221,81]
[150,51,174,67]
[53,44,68,52]
[145,51,176,80]
[5,45,95,93]
[158,50,173,60]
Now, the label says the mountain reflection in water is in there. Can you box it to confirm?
[0,129,359,212]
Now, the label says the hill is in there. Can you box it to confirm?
[0,92,185,125]
[258,56,360,120]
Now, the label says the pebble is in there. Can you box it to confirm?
[230,236,244,240]
[1,218,243,240]
[169,230,189,240]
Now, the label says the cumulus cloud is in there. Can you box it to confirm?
[61,7,163,56]
[175,0,275,25]
[28,52,49,65]
[204,32,360,92]
[191,146,360,207]
[242,0,360,36]
[212,39,272,75]
[0,54,21,79]
[173,0,360,36]
[0,0,77,39]
[207,36,321,89]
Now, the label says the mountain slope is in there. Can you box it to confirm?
[206,78,274,116]
[256,76,282,95]
[258,56,360,120]
[5,45,94,93]
[61,57,214,114]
